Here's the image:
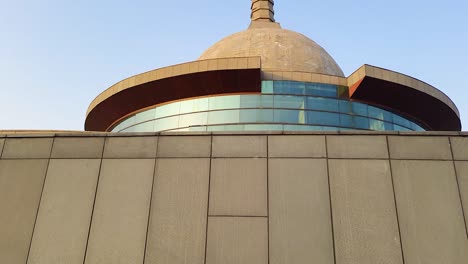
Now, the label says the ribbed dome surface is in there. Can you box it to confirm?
[199,26,344,77]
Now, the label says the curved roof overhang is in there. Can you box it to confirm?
[86,59,461,132]
[85,57,262,131]
[347,65,461,131]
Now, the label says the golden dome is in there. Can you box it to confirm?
[199,1,343,77]
[198,23,344,77]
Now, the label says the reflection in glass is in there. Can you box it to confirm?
[274,95,305,109]
[368,106,392,122]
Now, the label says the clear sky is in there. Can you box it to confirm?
[0,0,467,131]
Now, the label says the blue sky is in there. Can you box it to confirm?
[0,0,467,130]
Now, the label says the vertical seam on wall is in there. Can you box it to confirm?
[449,137,468,239]
[325,136,337,264]
[266,136,270,264]
[203,135,213,264]
[25,137,55,264]
[386,136,406,264]
[142,136,160,264]
[81,136,107,264]
[0,138,5,158]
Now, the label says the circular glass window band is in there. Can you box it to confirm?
[112,94,425,132]
[117,107,422,133]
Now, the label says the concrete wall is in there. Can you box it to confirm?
[0,132,467,264]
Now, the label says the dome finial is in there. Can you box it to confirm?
[251,0,275,22]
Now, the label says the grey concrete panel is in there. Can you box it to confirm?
[157,136,211,157]
[51,137,104,158]
[388,136,452,160]
[212,136,267,157]
[451,137,468,160]
[454,161,468,234]
[145,159,210,264]
[269,159,334,264]
[0,160,48,264]
[84,159,155,264]
[27,159,101,264]
[392,160,468,263]
[327,135,389,159]
[103,136,157,158]
[329,159,403,264]
[206,217,268,264]
[2,138,53,159]
[209,158,267,216]
[268,135,326,158]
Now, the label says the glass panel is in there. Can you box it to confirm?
[207,110,240,124]
[155,116,179,131]
[338,100,351,114]
[209,95,240,110]
[350,102,368,116]
[116,115,136,131]
[284,125,323,131]
[179,112,208,128]
[168,127,190,132]
[180,98,209,114]
[135,108,156,123]
[239,95,274,108]
[155,102,180,119]
[244,124,283,131]
[120,125,136,133]
[306,97,339,112]
[307,111,340,126]
[368,106,392,122]
[273,81,304,95]
[410,122,425,131]
[261,81,274,94]
[369,119,393,131]
[339,114,369,129]
[188,126,208,132]
[274,109,306,124]
[132,121,156,132]
[207,125,245,131]
[393,124,411,131]
[112,120,128,132]
[240,95,261,108]
[259,95,274,108]
[288,81,306,95]
[392,114,412,128]
[274,95,305,109]
[206,125,226,131]
[304,83,337,97]
[239,109,274,123]
[354,116,370,129]
[339,114,353,128]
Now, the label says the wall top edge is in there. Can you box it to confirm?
[0,131,466,138]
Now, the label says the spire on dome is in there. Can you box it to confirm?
[251,0,275,22]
